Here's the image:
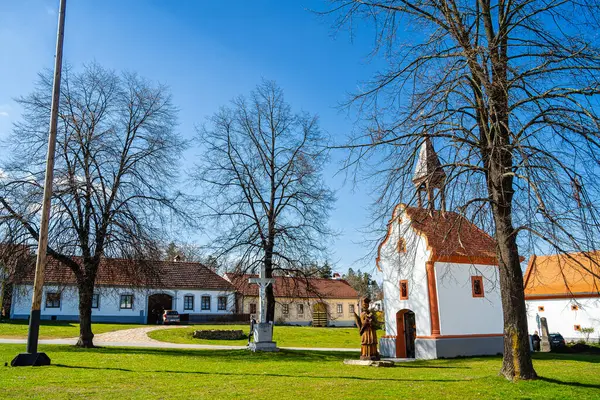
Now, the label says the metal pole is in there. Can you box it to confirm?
[12,0,66,366]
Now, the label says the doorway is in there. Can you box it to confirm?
[395,309,416,358]
[147,293,173,324]
[312,302,328,327]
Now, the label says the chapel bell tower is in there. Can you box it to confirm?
[412,137,446,214]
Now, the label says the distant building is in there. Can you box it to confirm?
[224,273,359,327]
[524,252,600,342]
[10,256,236,324]
[378,138,504,359]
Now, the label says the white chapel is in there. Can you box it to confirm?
[378,138,504,359]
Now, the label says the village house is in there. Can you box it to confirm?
[524,252,600,342]
[10,256,237,324]
[378,139,504,359]
[224,273,360,327]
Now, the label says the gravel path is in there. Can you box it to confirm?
[0,325,360,352]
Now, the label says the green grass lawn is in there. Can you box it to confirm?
[0,344,599,399]
[148,324,385,348]
[0,320,144,339]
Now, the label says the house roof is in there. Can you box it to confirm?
[523,252,600,298]
[224,273,359,299]
[376,205,498,269]
[14,256,234,291]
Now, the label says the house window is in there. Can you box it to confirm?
[337,304,343,314]
[218,296,227,311]
[574,325,581,331]
[45,292,61,308]
[400,280,409,300]
[349,304,355,314]
[91,294,100,309]
[201,296,211,311]
[538,306,545,312]
[120,294,133,309]
[571,304,579,311]
[282,304,289,315]
[249,303,257,314]
[471,276,484,298]
[397,237,406,253]
[184,295,194,311]
[297,304,304,316]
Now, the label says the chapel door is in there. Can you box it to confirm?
[403,311,416,358]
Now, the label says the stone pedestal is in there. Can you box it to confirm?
[248,322,278,352]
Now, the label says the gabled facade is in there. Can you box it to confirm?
[524,252,600,341]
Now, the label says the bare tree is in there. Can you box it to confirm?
[325,0,600,380]
[193,80,335,322]
[0,63,185,347]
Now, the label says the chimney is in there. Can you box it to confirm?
[332,272,341,280]
[173,255,181,262]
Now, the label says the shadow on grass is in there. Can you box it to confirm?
[51,363,465,383]
[533,352,600,364]
[538,377,600,389]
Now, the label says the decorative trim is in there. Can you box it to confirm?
[416,333,503,339]
[525,293,600,300]
[425,260,440,336]
[436,255,498,266]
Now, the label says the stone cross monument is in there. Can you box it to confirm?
[247,266,278,352]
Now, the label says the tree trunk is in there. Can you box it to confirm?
[493,204,537,380]
[486,131,537,379]
[76,276,95,348]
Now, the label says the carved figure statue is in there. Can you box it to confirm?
[354,297,380,360]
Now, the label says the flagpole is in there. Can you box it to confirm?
[12,0,67,367]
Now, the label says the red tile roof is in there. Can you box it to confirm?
[224,273,359,299]
[404,206,497,259]
[14,256,234,291]
[376,205,498,269]
[524,252,600,297]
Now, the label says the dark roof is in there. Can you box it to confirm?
[14,256,234,291]
[224,273,359,299]
[404,206,497,259]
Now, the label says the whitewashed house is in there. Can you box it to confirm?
[378,139,504,359]
[10,256,236,324]
[524,252,600,342]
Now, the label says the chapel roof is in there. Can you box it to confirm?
[523,252,600,298]
[376,205,498,269]
[412,137,446,188]
[224,273,359,299]
[13,255,234,291]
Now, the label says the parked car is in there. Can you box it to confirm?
[163,310,180,325]
[549,333,566,350]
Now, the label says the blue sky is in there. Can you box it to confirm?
[0,0,388,275]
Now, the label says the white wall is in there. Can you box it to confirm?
[380,212,432,337]
[11,284,236,322]
[435,262,503,335]
[526,297,600,341]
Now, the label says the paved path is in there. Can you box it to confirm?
[0,325,359,352]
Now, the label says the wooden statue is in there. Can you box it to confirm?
[354,297,380,360]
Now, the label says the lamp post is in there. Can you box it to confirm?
[11,0,67,367]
